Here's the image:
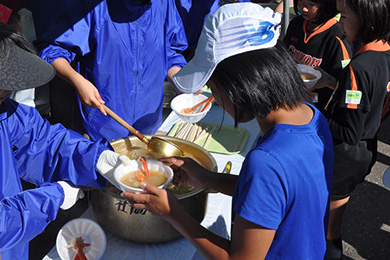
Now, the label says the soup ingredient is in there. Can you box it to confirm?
[67,236,90,260]
[300,72,317,81]
[120,169,168,188]
[139,157,151,177]
[135,170,145,182]
[182,96,214,114]
[200,97,214,112]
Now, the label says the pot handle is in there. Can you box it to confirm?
[221,161,232,174]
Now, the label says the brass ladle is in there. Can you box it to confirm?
[103,105,184,159]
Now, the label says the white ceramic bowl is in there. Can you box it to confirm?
[114,159,174,193]
[56,218,106,260]
[296,64,322,89]
[170,93,213,123]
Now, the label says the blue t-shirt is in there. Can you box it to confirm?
[233,104,333,259]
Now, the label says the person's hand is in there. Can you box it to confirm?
[96,150,131,189]
[158,157,211,189]
[312,67,337,90]
[74,76,106,115]
[57,181,85,210]
[121,182,182,222]
[52,58,106,115]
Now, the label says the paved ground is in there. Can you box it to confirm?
[29,113,390,260]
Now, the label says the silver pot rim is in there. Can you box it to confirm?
[109,135,217,199]
[97,186,205,200]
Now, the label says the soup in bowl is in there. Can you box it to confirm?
[114,158,173,193]
[296,64,322,89]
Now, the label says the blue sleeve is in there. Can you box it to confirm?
[0,182,63,251]
[5,99,109,188]
[233,150,287,229]
[39,44,76,64]
[165,0,188,69]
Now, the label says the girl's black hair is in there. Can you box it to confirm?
[210,41,310,124]
[293,0,338,26]
[340,0,390,43]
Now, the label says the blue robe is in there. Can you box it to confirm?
[39,0,188,141]
[0,99,109,259]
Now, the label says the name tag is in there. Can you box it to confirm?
[345,90,362,104]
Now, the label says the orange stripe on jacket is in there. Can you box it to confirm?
[335,36,350,61]
[303,18,338,44]
[347,65,358,109]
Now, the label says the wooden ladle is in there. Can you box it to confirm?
[103,105,184,159]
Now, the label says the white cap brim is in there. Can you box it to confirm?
[173,58,217,93]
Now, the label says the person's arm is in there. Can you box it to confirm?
[312,67,338,90]
[167,66,181,88]
[122,183,276,260]
[0,183,63,251]
[6,99,109,188]
[326,65,368,145]
[170,208,275,260]
[38,2,106,114]
[159,157,237,195]
[52,58,106,115]
[123,151,286,259]
[328,107,366,145]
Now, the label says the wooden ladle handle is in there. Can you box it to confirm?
[103,105,149,145]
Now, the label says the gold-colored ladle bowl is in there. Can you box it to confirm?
[103,105,183,158]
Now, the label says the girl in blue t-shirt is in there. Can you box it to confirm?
[121,3,334,259]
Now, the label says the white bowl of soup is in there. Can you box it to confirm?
[114,158,174,193]
[170,93,213,123]
[296,64,322,89]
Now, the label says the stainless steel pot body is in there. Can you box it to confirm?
[91,135,217,243]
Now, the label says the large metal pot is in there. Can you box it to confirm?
[91,135,217,243]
